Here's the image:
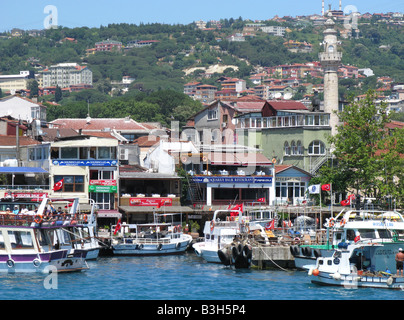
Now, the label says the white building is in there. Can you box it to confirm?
[0,71,32,94]
[41,63,93,88]
[0,95,46,123]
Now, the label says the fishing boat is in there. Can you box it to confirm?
[63,199,102,260]
[308,241,404,289]
[111,213,192,256]
[292,209,404,270]
[0,197,89,273]
[193,209,267,263]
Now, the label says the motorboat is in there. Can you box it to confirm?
[111,213,192,256]
[0,197,89,273]
[193,209,267,263]
[308,241,404,289]
[291,209,404,270]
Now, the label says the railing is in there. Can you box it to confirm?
[0,213,90,227]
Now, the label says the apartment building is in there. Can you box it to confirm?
[41,63,93,89]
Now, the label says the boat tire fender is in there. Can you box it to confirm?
[139,244,144,250]
[6,259,14,268]
[231,246,240,260]
[175,242,181,250]
[305,247,312,257]
[33,258,41,267]
[157,244,163,251]
[313,249,321,258]
[218,250,231,266]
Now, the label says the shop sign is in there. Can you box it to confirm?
[191,176,272,184]
[52,160,118,166]
[88,185,117,193]
[89,179,117,186]
[129,197,172,206]
[5,192,49,199]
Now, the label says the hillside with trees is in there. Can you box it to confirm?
[1,16,403,124]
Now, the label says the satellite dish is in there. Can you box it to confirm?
[284,93,292,100]
[86,116,91,124]
[274,92,282,99]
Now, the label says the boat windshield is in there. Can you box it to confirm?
[8,230,34,249]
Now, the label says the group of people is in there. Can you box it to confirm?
[4,203,67,218]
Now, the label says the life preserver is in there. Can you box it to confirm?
[83,214,88,223]
[6,259,14,268]
[210,220,215,232]
[34,215,42,224]
[339,218,346,227]
[328,218,335,228]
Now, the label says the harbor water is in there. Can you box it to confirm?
[0,252,403,301]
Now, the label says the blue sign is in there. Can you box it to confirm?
[192,176,272,184]
[52,160,118,167]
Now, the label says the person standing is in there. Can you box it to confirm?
[395,248,404,276]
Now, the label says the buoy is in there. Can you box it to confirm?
[332,272,341,280]
[387,277,394,286]
[312,269,320,276]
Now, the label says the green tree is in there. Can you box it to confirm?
[328,90,402,202]
[55,85,62,102]
[28,80,39,98]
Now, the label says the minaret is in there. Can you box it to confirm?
[319,17,342,135]
[339,0,342,10]
[322,0,325,16]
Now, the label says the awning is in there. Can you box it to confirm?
[97,210,122,218]
[208,152,272,166]
[119,205,194,214]
[0,167,48,174]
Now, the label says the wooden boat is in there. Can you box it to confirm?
[111,213,192,256]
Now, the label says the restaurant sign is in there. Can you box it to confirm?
[129,197,172,207]
[88,180,117,193]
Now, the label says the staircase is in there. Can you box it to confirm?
[186,174,203,205]
[309,149,334,176]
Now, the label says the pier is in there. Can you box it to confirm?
[252,245,295,270]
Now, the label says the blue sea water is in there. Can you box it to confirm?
[0,252,403,301]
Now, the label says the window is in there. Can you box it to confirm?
[308,140,326,155]
[291,141,296,155]
[98,147,111,159]
[284,141,290,156]
[207,109,218,120]
[297,141,303,155]
[54,175,84,192]
[8,230,34,249]
[60,147,78,159]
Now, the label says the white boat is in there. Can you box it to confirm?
[111,213,192,256]
[293,209,404,270]
[308,241,404,289]
[193,209,267,263]
[0,197,89,273]
[245,208,279,230]
[64,199,102,260]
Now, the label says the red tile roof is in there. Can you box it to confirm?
[50,118,157,131]
[0,135,40,146]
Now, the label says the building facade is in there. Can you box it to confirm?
[42,63,93,89]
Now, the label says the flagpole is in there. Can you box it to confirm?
[330,183,333,218]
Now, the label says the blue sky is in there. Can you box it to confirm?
[1,0,403,32]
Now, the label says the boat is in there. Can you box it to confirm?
[308,241,404,289]
[292,209,404,270]
[0,197,89,273]
[111,213,192,256]
[62,199,102,260]
[193,209,268,263]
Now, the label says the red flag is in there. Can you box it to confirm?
[265,220,275,230]
[114,219,122,235]
[354,233,361,243]
[52,178,64,191]
[348,194,356,200]
[321,184,331,191]
[257,197,266,203]
[340,198,351,206]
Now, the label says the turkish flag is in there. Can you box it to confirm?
[341,198,351,206]
[52,178,64,191]
[265,220,275,230]
[114,219,122,235]
[257,197,266,202]
[321,184,331,191]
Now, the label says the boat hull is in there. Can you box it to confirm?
[0,250,88,273]
[311,271,404,290]
[112,236,192,256]
[193,242,221,263]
